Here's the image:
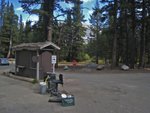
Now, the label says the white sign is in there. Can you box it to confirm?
[51,55,57,64]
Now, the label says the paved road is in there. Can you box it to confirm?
[0,64,15,72]
[0,65,150,113]
[64,72,150,113]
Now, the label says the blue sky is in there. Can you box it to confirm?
[8,0,96,24]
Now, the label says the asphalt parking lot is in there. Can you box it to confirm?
[0,66,150,113]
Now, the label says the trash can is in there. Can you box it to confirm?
[39,82,47,94]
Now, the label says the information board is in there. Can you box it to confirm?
[51,55,57,64]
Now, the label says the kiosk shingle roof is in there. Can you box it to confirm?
[13,41,60,51]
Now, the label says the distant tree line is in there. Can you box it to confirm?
[0,1,18,57]
[0,0,86,62]
[87,0,150,68]
[0,0,149,68]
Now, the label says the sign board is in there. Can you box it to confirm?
[32,56,39,63]
[51,55,57,64]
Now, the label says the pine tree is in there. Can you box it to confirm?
[71,0,85,61]
[0,2,19,57]
[89,0,102,64]
[19,0,74,41]
[0,0,5,57]
[0,0,5,27]
[59,9,74,61]
[18,15,24,43]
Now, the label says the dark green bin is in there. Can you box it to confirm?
[61,95,75,107]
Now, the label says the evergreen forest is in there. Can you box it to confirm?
[0,0,150,69]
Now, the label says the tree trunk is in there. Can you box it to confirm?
[43,0,55,41]
[96,22,99,64]
[7,29,12,58]
[145,6,150,65]
[148,51,150,64]
[129,0,136,69]
[124,0,129,65]
[111,0,118,68]
[139,0,146,68]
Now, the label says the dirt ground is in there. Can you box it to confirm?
[56,64,150,74]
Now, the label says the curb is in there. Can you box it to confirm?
[1,71,34,83]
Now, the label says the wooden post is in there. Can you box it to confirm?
[15,51,17,75]
[36,51,39,81]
